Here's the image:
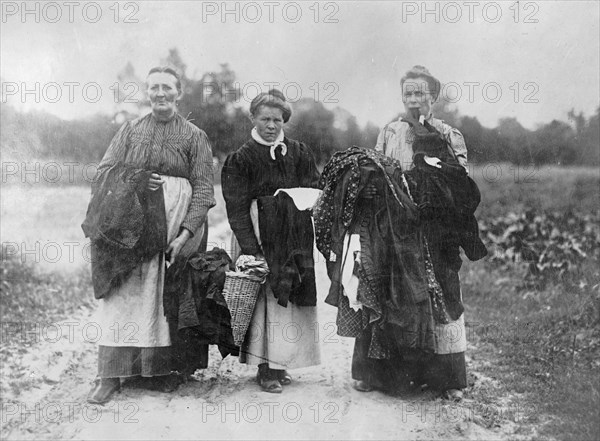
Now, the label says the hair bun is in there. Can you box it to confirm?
[267,89,286,102]
[249,89,292,123]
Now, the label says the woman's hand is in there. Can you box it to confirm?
[360,184,379,200]
[147,173,164,191]
[166,228,191,265]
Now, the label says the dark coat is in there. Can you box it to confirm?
[81,163,167,299]
[402,117,488,262]
[164,248,237,374]
[257,192,317,307]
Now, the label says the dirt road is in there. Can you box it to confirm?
[1,261,503,440]
[1,189,505,440]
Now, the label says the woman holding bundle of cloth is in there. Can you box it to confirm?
[315,66,487,401]
[221,90,322,393]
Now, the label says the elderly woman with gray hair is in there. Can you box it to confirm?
[221,90,322,393]
[84,66,215,404]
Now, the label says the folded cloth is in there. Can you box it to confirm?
[235,255,270,280]
[274,188,322,211]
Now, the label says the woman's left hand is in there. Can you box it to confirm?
[148,173,165,191]
[166,229,191,265]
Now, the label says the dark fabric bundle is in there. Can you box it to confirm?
[401,114,488,262]
[257,191,317,307]
[82,163,167,299]
[164,247,238,375]
[314,145,416,259]
[316,150,439,353]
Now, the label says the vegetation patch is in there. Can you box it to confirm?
[462,165,600,440]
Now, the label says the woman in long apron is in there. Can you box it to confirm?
[221,90,321,393]
[86,67,215,404]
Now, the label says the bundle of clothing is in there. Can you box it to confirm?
[81,163,167,300]
[164,247,238,376]
[401,112,488,263]
[313,146,486,358]
[257,191,317,308]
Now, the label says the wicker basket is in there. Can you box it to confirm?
[222,271,263,346]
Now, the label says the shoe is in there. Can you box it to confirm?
[353,380,374,392]
[87,378,120,405]
[256,364,283,393]
[275,370,292,386]
[259,377,283,393]
[442,389,463,402]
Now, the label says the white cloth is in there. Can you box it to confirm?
[274,188,322,211]
[94,176,192,347]
[341,233,362,311]
[435,312,467,354]
[251,127,287,160]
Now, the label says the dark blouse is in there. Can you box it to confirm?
[221,138,320,255]
[97,113,216,234]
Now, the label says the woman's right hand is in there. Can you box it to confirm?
[147,173,164,191]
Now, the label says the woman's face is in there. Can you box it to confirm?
[402,76,435,118]
[251,105,284,143]
[147,72,181,118]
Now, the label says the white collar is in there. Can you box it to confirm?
[251,127,287,160]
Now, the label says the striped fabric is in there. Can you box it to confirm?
[98,346,171,377]
[96,113,216,234]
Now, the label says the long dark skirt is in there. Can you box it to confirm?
[351,325,467,392]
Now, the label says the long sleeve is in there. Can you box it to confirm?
[96,121,131,180]
[441,123,468,172]
[180,129,216,233]
[221,151,262,255]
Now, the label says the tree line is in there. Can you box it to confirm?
[1,49,598,180]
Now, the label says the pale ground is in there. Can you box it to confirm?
[1,185,509,440]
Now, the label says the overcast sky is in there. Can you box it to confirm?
[2,1,599,129]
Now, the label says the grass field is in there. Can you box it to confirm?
[463,164,600,439]
[1,164,599,439]
[470,163,599,217]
